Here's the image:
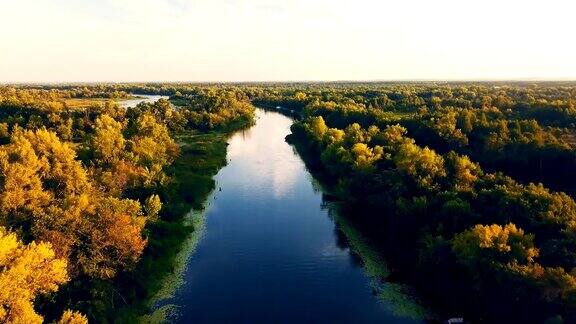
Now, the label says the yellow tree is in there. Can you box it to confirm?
[305,116,328,141]
[128,113,179,187]
[453,223,539,266]
[0,130,52,228]
[0,128,149,280]
[144,194,162,220]
[57,310,88,324]
[445,152,483,192]
[351,143,383,172]
[0,227,68,323]
[78,197,147,279]
[92,114,126,164]
[394,140,446,189]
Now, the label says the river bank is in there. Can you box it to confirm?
[285,132,443,322]
[90,91,255,321]
[111,127,252,322]
[152,109,428,323]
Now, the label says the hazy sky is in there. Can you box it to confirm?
[1,0,575,82]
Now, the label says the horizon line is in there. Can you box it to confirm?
[3,78,576,85]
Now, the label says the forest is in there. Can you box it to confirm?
[0,85,254,322]
[266,82,576,323]
[2,82,576,323]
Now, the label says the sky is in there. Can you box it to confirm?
[0,0,575,82]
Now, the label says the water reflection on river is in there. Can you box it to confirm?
[158,109,429,323]
[118,94,168,108]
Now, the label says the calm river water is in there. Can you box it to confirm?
[118,94,168,108]
[158,109,428,323]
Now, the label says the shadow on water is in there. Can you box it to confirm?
[321,196,433,321]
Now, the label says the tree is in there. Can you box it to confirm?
[0,128,149,280]
[351,143,383,172]
[394,140,446,189]
[129,113,179,173]
[57,310,88,324]
[445,152,482,192]
[0,227,68,323]
[453,223,539,267]
[321,144,353,176]
[305,116,328,141]
[322,128,345,145]
[144,194,162,220]
[92,114,126,164]
[380,124,407,146]
[0,130,52,229]
[78,197,147,279]
[344,123,365,146]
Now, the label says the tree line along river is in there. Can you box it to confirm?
[147,108,433,323]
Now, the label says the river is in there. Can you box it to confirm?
[118,94,169,108]
[155,108,429,323]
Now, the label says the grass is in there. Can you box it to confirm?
[63,98,111,109]
[62,96,141,109]
[170,132,230,209]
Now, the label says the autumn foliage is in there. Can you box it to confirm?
[0,85,259,322]
[0,227,70,323]
[284,82,576,322]
[0,87,191,322]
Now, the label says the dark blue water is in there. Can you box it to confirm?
[162,109,426,323]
